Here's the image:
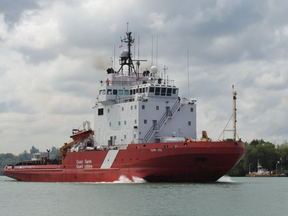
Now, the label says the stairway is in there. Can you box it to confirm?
[143,99,181,143]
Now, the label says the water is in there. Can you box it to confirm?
[0,175,287,216]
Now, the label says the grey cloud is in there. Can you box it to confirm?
[0,0,40,28]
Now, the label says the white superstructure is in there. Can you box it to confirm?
[93,31,197,147]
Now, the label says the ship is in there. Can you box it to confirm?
[3,29,245,182]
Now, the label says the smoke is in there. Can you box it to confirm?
[91,50,113,71]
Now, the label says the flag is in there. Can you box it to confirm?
[119,44,123,48]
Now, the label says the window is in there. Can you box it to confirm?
[134,105,137,109]
[144,119,147,124]
[99,90,102,95]
[190,107,193,112]
[102,90,106,95]
[124,135,126,139]
[155,87,160,95]
[142,105,145,109]
[118,121,121,126]
[131,106,133,110]
[122,107,124,111]
[130,90,133,95]
[139,88,142,93]
[167,88,172,96]
[161,88,166,96]
[149,87,155,93]
[188,121,191,126]
[119,89,123,95]
[107,89,112,95]
[134,134,136,138]
[124,90,129,95]
[98,108,104,115]
[113,89,117,95]
[133,89,136,94]
[156,106,159,110]
[124,121,126,125]
[134,119,137,124]
[107,109,110,113]
[172,88,178,94]
[109,122,111,126]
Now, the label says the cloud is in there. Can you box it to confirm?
[1,0,288,154]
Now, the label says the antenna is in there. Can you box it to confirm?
[187,49,190,98]
[113,45,115,69]
[163,65,168,85]
[156,35,158,68]
[151,36,154,66]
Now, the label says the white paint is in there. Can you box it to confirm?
[100,150,119,169]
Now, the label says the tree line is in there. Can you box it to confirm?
[228,139,288,176]
[0,146,58,175]
[1,139,288,176]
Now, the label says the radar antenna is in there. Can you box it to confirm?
[118,25,136,75]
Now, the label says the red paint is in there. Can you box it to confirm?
[3,141,245,182]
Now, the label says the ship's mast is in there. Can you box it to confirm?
[118,27,136,75]
[217,85,239,141]
[232,85,237,141]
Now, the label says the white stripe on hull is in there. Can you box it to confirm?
[100,150,119,168]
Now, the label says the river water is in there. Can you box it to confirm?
[0,175,287,216]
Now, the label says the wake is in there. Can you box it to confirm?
[217,175,236,183]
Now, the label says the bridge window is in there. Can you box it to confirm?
[161,88,166,96]
[113,89,117,95]
[188,121,191,126]
[124,90,129,95]
[156,106,159,110]
[172,88,178,94]
[144,119,147,124]
[155,87,160,95]
[190,108,193,112]
[119,89,123,95]
[149,87,155,93]
[167,88,172,96]
[142,105,145,109]
[107,89,112,95]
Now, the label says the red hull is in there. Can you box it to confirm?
[3,141,245,182]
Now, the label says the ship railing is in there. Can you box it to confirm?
[143,99,181,143]
[107,78,175,87]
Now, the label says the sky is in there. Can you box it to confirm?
[1,0,288,154]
